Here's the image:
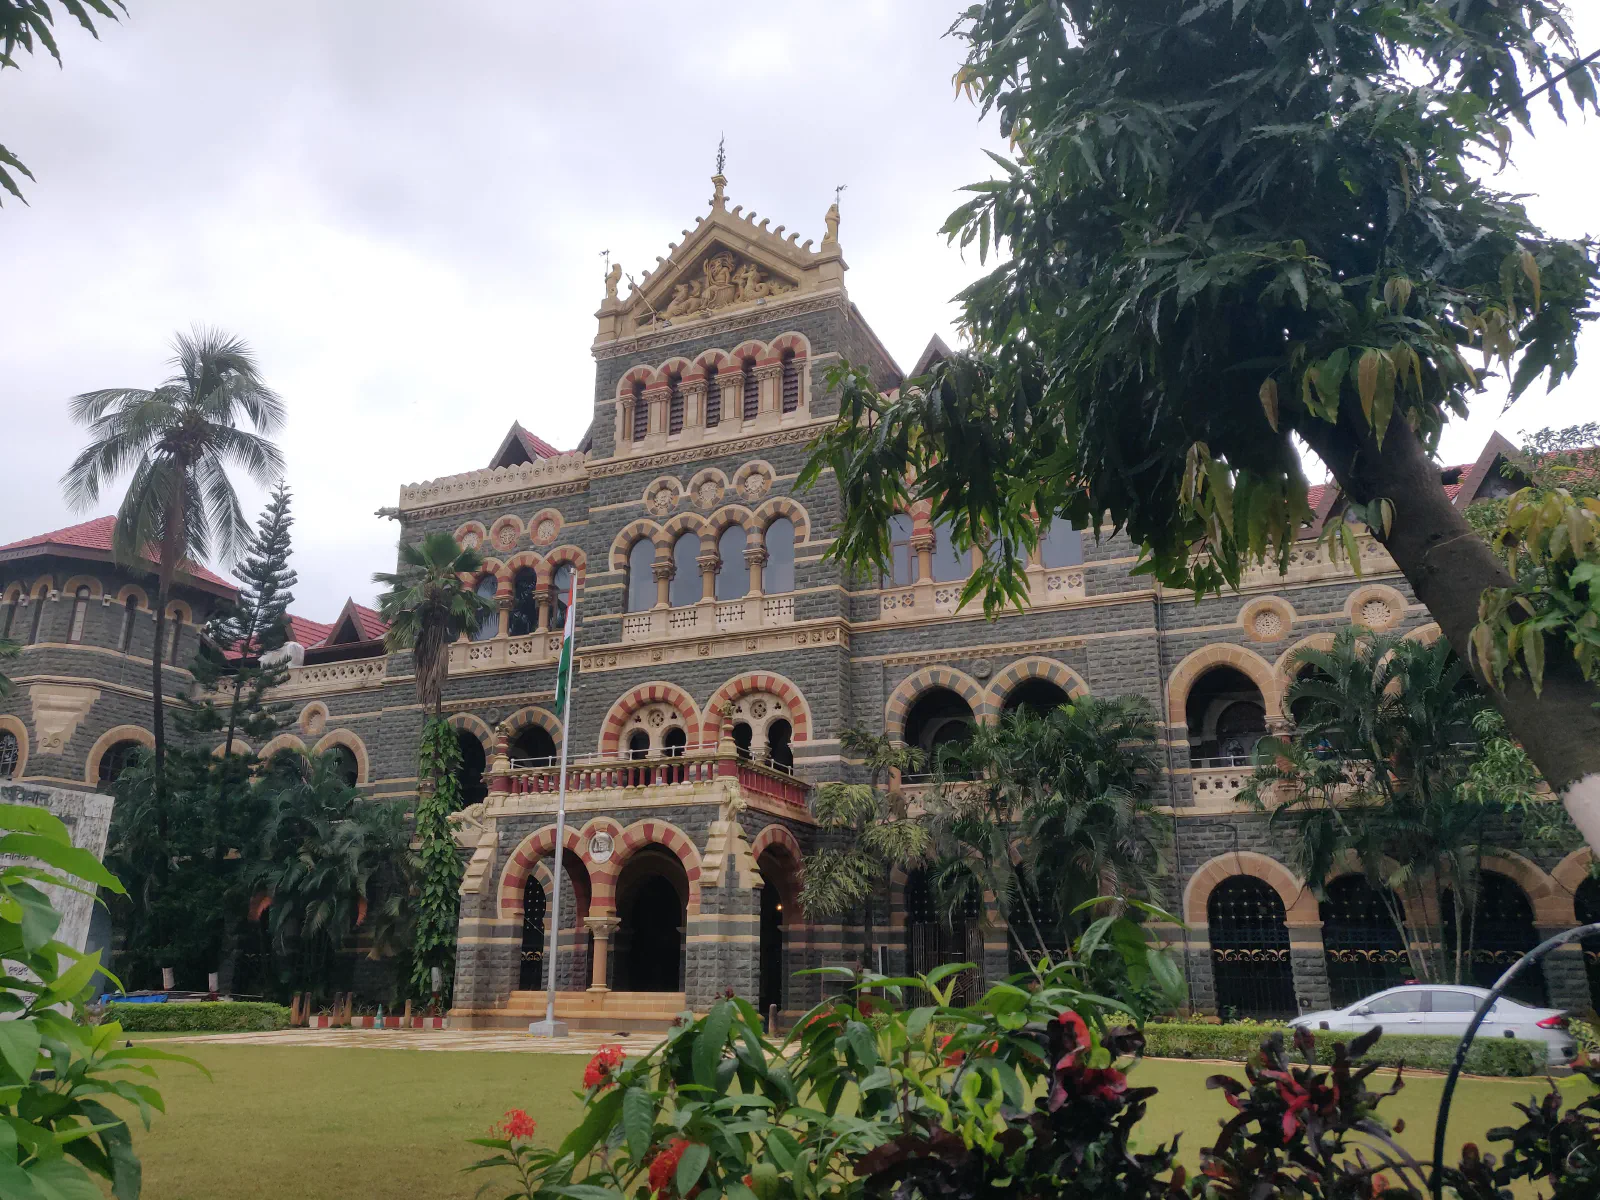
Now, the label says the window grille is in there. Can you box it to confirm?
[781,350,799,412]
[742,361,759,419]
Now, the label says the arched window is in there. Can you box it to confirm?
[1320,876,1410,1007]
[119,596,137,651]
[1039,519,1083,568]
[166,616,181,665]
[662,727,687,758]
[631,380,648,441]
[325,745,359,788]
[704,366,720,427]
[29,597,45,644]
[1185,666,1267,766]
[1442,872,1547,1005]
[68,586,90,643]
[669,534,700,607]
[550,562,575,629]
[508,568,540,637]
[732,722,753,760]
[626,540,656,612]
[511,725,557,764]
[886,514,917,587]
[455,729,487,808]
[627,730,650,761]
[716,526,748,600]
[668,374,684,435]
[742,359,759,420]
[930,520,970,582]
[780,349,799,413]
[1208,876,1296,1019]
[470,576,499,642]
[97,740,144,787]
[767,719,793,772]
[0,732,17,779]
[764,518,795,594]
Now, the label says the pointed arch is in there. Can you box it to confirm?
[982,656,1089,721]
[501,706,563,747]
[767,331,812,360]
[447,712,495,749]
[84,725,155,787]
[257,732,308,761]
[884,666,985,742]
[703,672,812,744]
[1552,848,1595,900]
[599,683,702,755]
[1478,852,1568,927]
[706,505,757,537]
[1183,851,1317,927]
[1166,643,1283,724]
[615,363,664,398]
[659,511,710,543]
[543,544,588,588]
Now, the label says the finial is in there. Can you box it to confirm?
[711,135,729,210]
[716,133,726,177]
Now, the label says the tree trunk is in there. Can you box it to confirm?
[150,601,167,794]
[1301,415,1600,849]
[224,672,243,759]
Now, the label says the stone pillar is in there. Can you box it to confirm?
[496,595,510,639]
[684,381,707,429]
[586,914,620,992]
[652,558,673,609]
[744,543,767,597]
[534,593,550,633]
[755,363,783,416]
[698,548,720,602]
[642,384,669,438]
[910,533,934,585]
[1538,931,1592,1012]
[1288,920,1332,1016]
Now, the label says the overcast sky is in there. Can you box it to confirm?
[2,2,1595,622]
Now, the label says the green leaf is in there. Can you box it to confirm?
[622,1087,653,1162]
[922,962,975,989]
[0,835,122,892]
[0,1018,40,1083]
[694,1001,734,1089]
[1259,377,1278,432]
[675,1142,710,1195]
[557,1086,622,1161]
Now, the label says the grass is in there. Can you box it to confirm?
[125,1039,1593,1200]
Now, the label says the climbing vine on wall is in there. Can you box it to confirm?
[411,717,464,1003]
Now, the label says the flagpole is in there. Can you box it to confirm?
[531,576,578,1038]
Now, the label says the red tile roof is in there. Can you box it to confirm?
[287,613,334,647]
[348,603,388,641]
[0,516,235,592]
[513,425,560,460]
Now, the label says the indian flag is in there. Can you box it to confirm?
[553,572,578,718]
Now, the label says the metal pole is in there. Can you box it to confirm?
[533,670,577,1036]
[1429,920,1600,1199]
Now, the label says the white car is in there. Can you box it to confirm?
[1288,984,1577,1066]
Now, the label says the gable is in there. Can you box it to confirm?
[637,241,799,329]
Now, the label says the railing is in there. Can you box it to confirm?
[276,657,388,695]
[1190,753,1255,769]
[1189,765,1253,805]
[494,746,809,809]
[448,632,562,674]
[620,596,798,644]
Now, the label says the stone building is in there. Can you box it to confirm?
[2,172,1594,1029]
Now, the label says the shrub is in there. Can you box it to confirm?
[1142,1021,1545,1075]
[105,1000,291,1032]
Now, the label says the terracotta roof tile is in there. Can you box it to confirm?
[0,516,234,592]
[514,426,560,460]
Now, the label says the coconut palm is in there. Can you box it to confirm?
[372,531,495,716]
[61,328,286,783]
[802,728,931,972]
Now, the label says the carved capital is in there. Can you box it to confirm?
[742,545,769,567]
[650,561,675,582]
[909,534,935,554]
[696,553,722,573]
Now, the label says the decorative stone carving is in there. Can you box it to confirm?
[652,248,794,326]
[28,685,99,755]
[1239,596,1296,644]
[1346,584,1407,632]
[534,518,557,546]
[970,657,994,680]
[743,475,769,501]
[1361,599,1392,626]
[300,703,328,737]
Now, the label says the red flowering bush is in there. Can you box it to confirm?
[582,1043,626,1091]
[493,1108,536,1141]
[648,1138,694,1195]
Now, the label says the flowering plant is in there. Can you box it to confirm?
[466,1107,576,1200]
[582,1043,626,1092]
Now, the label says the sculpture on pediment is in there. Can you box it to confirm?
[647,246,794,325]
[604,261,621,300]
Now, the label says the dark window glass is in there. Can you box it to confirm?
[98,740,143,787]
[627,730,650,761]
[670,535,700,607]
[886,514,917,587]
[0,732,17,778]
[742,360,759,419]
[326,745,359,787]
[781,350,799,412]
[69,586,90,643]
[764,518,795,594]
[471,576,499,642]
[508,568,540,637]
[119,596,137,651]
[668,375,684,434]
[455,729,487,807]
[1430,991,1481,1013]
[1365,990,1425,1014]
[631,381,648,441]
[704,367,720,427]
[627,540,656,612]
[930,521,970,582]
[716,526,748,600]
[550,563,575,628]
[1039,519,1083,568]
[767,719,793,771]
[0,600,13,640]
[662,727,687,757]
[29,597,45,644]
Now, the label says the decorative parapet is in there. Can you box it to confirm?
[876,565,1088,626]
[622,596,794,644]
[397,451,588,514]
[448,632,562,674]
[273,656,388,696]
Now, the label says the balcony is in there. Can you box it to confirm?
[1188,765,1253,807]
[621,595,795,644]
[876,564,1087,625]
[448,632,563,674]
[495,745,809,811]
[276,657,388,696]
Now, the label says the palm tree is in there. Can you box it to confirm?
[801,728,931,973]
[61,328,285,783]
[372,531,495,717]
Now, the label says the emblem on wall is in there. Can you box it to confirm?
[588,831,615,864]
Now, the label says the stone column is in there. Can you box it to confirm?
[698,548,721,602]
[652,558,673,609]
[1537,932,1593,1012]
[744,542,767,598]
[586,914,620,992]
[910,533,934,586]
[534,593,550,634]
[684,382,707,429]
[642,385,670,438]
[755,363,783,416]
[1287,920,1333,1015]
[496,595,511,639]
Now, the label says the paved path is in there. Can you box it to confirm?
[179,1028,666,1056]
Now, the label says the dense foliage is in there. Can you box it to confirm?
[104,1000,291,1033]
[410,717,465,1003]
[1,797,195,1198]
[1141,1022,1546,1076]
[798,0,1600,813]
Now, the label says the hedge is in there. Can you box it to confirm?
[1142,1022,1547,1076]
[103,1001,291,1033]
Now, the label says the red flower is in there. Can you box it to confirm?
[1056,1009,1091,1068]
[584,1043,627,1089]
[1079,1066,1127,1104]
[649,1138,693,1195]
[939,1034,965,1066]
[494,1108,536,1141]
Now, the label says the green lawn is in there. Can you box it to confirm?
[125,1040,1592,1200]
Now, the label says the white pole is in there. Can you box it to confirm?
[541,674,575,1032]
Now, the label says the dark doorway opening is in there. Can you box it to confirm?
[519,875,546,990]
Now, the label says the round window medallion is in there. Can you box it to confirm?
[1361,598,1392,627]
[971,657,994,680]
[496,526,517,550]
[588,832,614,864]
[1253,611,1283,639]
[743,475,769,501]
[534,518,557,545]
[697,481,720,509]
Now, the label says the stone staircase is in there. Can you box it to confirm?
[490,990,690,1034]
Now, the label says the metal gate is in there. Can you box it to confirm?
[519,876,545,991]
[1442,872,1547,1006]
[906,871,983,1005]
[1208,876,1297,1019]
[1577,876,1600,1011]
[1321,875,1411,1008]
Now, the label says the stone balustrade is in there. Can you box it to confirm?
[492,746,808,810]
[275,656,388,696]
[447,632,562,674]
[621,595,796,644]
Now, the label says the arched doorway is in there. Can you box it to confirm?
[903,687,975,777]
[1320,876,1409,1007]
[1185,666,1266,766]
[614,848,688,993]
[1443,872,1547,1006]
[519,875,546,990]
[510,724,557,766]
[1576,875,1600,1009]
[1208,876,1296,1019]
[905,868,982,1004]
[455,729,487,807]
[1001,677,1072,720]
[766,719,793,772]
[757,842,801,1017]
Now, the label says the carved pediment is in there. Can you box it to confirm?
[641,244,796,328]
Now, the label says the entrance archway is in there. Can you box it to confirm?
[1443,872,1547,1006]
[1320,875,1409,1007]
[905,868,982,1004]
[903,687,975,776]
[1001,677,1072,720]
[1208,875,1295,1019]
[456,729,487,807]
[519,875,546,990]
[756,838,802,1016]
[614,847,688,992]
